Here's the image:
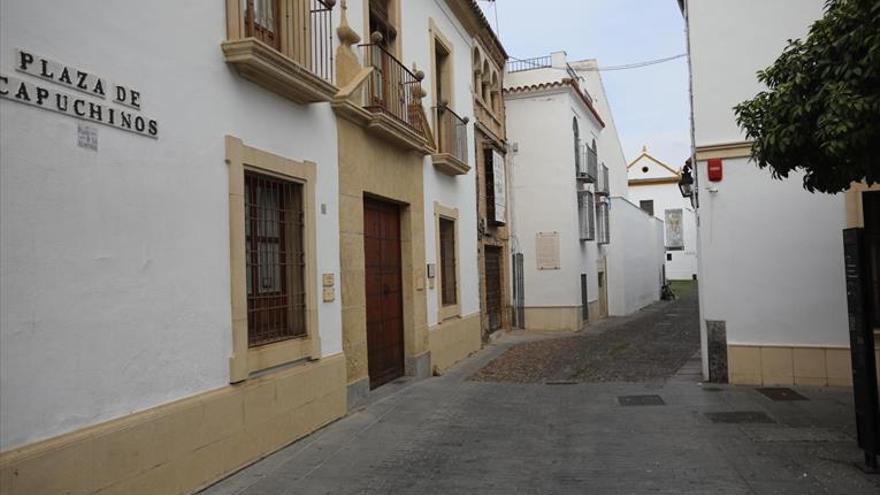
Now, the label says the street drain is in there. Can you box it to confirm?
[756,387,808,401]
[701,386,723,392]
[618,395,665,406]
[545,380,578,385]
[704,411,776,424]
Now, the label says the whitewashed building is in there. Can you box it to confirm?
[681,0,878,385]
[627,147,698,281]
[504,52,664,330]
[0,1,502,493]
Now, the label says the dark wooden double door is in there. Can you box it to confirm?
[364,198,405,389]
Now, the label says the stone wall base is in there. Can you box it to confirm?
[523,306,582,332]
[429,313,482,372]
[727,344,858,386]
[0,354,347,495]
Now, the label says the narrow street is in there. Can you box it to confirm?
[203,288,879,495]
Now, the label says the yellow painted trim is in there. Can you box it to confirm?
[695,140,752,161]
[0,354,346,495]
[435,201,461,321]
[428,17,455,111]
[226,136,320,383]
[727,344,861,387]
[336,117,428,387]
[628,176,680,186]
[626,150,679,175]
[845,182,880,228]
[363,0,401,57]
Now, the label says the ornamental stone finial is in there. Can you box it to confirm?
[336,0,360,47]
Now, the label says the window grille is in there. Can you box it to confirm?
[578,190,595,241]
[596,201,611,245]
[245,171,306,346]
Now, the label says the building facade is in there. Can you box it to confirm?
[472,26,511,337]
[627,147,698,281]
[0,1,501,493]
[681,0,879,385]
[503,52,664,330]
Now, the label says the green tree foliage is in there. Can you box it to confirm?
[733,0,880,193]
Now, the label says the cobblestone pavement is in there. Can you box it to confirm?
[472,286,700,384]
[203,289,879,495]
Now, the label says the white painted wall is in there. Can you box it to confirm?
[686,0,850,364]
[0,0,342,450]
[606,198,665,316]
[688,0,826,145]
[399,0,481,325]
[572,59,629,198]
[627,153,698,281]
[694,160,848,347]
[506,91,588,308]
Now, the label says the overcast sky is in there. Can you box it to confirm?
[479,0,690,167]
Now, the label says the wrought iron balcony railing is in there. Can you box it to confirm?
[435,105,468,165]
[306,0,335,83]
[361,42,425,135]
[506,56,552,73]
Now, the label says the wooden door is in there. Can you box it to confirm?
[364,198,405,389]
[484,246,503,333]
[598,271,608,318]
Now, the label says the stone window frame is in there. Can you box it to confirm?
[429,18,456,111]
[364,0,402,57]
[434,202,461,321]
[226,136,320,383]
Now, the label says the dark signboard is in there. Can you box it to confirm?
[843,227,879,470]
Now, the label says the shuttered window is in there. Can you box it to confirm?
[439,217,457,306]
[245,171,306,346]
[578,190,595,241]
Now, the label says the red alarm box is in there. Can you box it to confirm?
[707,158,723,182]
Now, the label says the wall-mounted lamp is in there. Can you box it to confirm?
[678,160,695,198]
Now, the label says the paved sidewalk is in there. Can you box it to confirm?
[202,294,879,495]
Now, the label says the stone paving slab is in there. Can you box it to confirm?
[201,289,878,495]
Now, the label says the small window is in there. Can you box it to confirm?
[640,200,654,217]
[245,0,281,49]
[666,253,673,261]
[439,217,457,306]
[245,171,306,346]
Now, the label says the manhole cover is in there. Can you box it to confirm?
[618,395,665,406]
[705,411,775,424]
[756,387,808,401]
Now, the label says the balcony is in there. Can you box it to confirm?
[360,41,430,151]
[222,0,337,104]
[432,105,470,175]
[577,144,598,183]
